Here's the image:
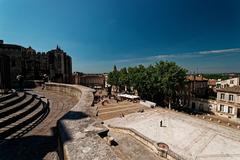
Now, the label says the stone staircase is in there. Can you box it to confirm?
[97,101,149,120]
[0,91,49,140]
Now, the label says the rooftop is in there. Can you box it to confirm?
[187,75,208,81]
[208,79,217,86]
[217,86,240,94]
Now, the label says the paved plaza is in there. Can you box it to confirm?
[105,110,240,160]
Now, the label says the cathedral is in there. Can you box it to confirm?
[0,40,72,87]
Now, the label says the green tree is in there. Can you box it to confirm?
[119,67,130,92]
[107,65,120,91]
[108,61,187,108]
[154,61,187,108]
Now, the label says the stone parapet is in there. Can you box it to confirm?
[108,125,184,160]
[45,83,118,160]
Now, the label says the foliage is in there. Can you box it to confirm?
[107,61,188,107]
[107,65,119,87]
[202,74,229,80]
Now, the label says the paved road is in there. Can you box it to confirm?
[0,88,78,160]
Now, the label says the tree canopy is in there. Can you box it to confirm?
[107,61,188,107]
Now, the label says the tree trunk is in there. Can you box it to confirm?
[168,98,171,109]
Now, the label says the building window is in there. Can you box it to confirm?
[220,94,225,100]
[223,84,229,88]
[230,80,234,84]
[229,95,234,101]
[228,106,233,114]
[220,105,224,112]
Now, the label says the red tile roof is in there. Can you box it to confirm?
[208,79,217,86]
[217,86,240,94]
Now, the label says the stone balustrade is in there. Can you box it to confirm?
[45,82,118,160]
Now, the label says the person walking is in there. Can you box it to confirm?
[16,74,24,91]
[160,120,163,127]
[42,74,48,90]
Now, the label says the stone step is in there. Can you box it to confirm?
[99,101,131,108]
[0,105,44,133]
[98,106,144,115]
[0,99,41,128]
[8,105,47,139]
[0,94,35,119]
[98,104,142,113]
[0,92,26,109]
[99,107,148,120]
[0,90,17,103]
[0,102,47,140]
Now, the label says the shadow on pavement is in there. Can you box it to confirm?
[0,108,88,160]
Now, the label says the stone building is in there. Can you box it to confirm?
[72,72,105,89]
[0,41,23,85]
[47,46,72,83]
[0,54,11,94]
[218,77,240,89]
[189,98,217,113]
[188,86,240,122]
[186,75,208,99]
[0,40,72,85]
[216,86,240,121]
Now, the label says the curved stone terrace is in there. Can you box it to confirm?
[0,86,78,159]
[0,83,118,160]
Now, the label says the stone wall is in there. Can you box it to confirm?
[0,54,11,94]
[46,83,82,98]
[45,83,118,160]
[189,98,217,113]
[72,72,105,89]
[108,125,184,160]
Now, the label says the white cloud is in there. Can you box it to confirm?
[199,48,240,55]
[112,47,240,64]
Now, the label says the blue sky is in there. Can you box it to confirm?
[0,0,240,73]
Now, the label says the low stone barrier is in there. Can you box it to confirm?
[140,100,156,108]
[46,83,82,98]
[45,83,117,160]
[108,125,184,160]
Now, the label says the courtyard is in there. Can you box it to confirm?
[105,109,240,160]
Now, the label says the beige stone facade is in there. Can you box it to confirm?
[189,86,240,122]
[189,98,217,113]
[218,77,240,88]
[216,86,240,120]
[72,72,105,89]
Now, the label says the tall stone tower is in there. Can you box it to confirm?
[0,54,11,94]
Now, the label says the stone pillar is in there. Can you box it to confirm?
[0,54,11,94]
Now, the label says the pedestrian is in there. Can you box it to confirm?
[16,74,24,91]
[42,74,48,90]
[160,120,163,127]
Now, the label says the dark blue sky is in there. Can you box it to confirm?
[0,0,240,73]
